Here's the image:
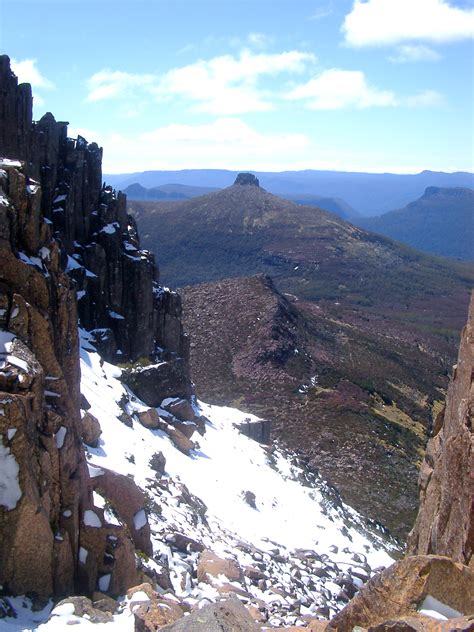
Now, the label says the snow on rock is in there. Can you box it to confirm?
[54,426,67,449]
[79,547,88,564]
[133,509,147,530]
[98,574,111,592]
[418,595,461,620]
[78,343,395,623]
[83,510,102,528]
[0,437,22,510]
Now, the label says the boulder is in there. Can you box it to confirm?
[162,397,196,421]
[52,596,113,623]
[122,360,191,407]
[81,411,102,447]
[327,555,474,632]
[149,451,166,476]
[234,418,272,445]
[90,467,152,556]
[136,408,163,430]
[159,596,262,631]
[133,598,184,631]
[197,550,244,585]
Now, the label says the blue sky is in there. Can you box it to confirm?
[1,0,473,174]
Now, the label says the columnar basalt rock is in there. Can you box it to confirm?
[407,291,473,566]
[0,55,191,602]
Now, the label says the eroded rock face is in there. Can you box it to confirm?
[327,555,474,632]
[0,55,191,602]
[407,292,473,566]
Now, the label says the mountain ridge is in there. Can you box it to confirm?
[106,167,474,215]
[354,186,474,261]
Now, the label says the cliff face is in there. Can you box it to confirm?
[407,291,473,566]
[0,55,190,602]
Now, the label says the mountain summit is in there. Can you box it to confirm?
[234,172,260,186]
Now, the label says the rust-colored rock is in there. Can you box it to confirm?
[160,596,261,631]
[136,408,163,430]
[81,411,102,447]
[133,598,184,631]
[90,467,152,556]
[327,555,474,632]
[408,292,474,566]
[197,549,244,585]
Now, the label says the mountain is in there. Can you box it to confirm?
[180,275,449,537]
[354,187,474,261]
[123,182,219,201]
[129,175,473,343]
[284,193,358,219]
[2,54,473,631]
[106,168,474,215]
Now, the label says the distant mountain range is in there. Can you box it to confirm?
[123,182,220,201]
[354,187,474,261]
[106,167,474,215]
[123,181,358,220]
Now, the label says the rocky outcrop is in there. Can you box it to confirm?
[327,555,474,631]
[235,172,260,187]
[160,596,261,631]
[407,291,473,566]
[0,55,191,602]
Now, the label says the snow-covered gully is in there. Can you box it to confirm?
[3,333,395,630]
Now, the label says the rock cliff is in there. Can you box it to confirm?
[407,291,473,566]
[0,55,190,603]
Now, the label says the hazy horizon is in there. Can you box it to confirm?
[2,0,473,174]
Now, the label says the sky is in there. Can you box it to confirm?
[1,0,473,174]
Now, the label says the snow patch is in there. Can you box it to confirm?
[0,437,22,510]
[55,426,67,449]
[83,510,102,528]
[7,428,17,440]
[133,509,147,530]
[418,595,461,620]
[98,574,111,592]
[79,547,88,564]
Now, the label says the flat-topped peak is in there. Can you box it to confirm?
[234,172,259,187]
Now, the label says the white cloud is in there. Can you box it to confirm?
[85,49,316,115]
[286,68,397,109]
[86,70,156,102]
[11,58,54,89]
[404,89,444,106]
[247,32,273,48]
[388,44,442,63]
[343,0,474,46]
[309,3,333,21]
[153,49,316,114]
[88,118,312,173]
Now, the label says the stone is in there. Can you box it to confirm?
[235,418,272,444]
[167,426,196,455]
[327,555,474,631]
[81,411,102,447]
[127,582,159,601]
[52,596,113,623]
[197,550,244,585]
[92,592,118,614]
[91,467,152,556]
[149,451,166,476]
[133,598,184,631]
[159,596,262,631]
[163,397,196,421]
[243,490,257,508]
[137,408,163,430]
[122,359,192,408]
